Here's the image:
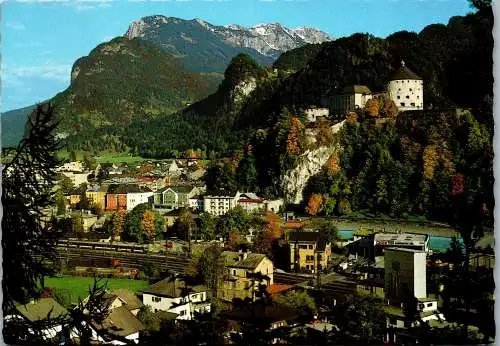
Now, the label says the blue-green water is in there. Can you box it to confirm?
[337,230,462,252]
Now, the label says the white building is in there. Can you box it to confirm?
[57,161,84,172]
[384,247,427,301]
[387,61,423,112]
[304,108,330,123]
[60,171,90,187]
[141,278,211,320]
[203,192,239,216]
[327,85,373,116]
[189,195,204,211]
[126,190,154,211]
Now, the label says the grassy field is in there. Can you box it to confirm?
[93,152,150,164]
[43,276,149,305]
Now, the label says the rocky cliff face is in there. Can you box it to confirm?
[280,120,345,204]
[232,77,257,105]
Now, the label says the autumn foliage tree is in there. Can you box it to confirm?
[141,210,156,243]
[381,99,398,118]
[286,117,304,155]
[306,194,324,216]
[253,212,283,255]
[364,98,380,117]
[422,145,439,180]
[112,209,126,240]
[326,153,341,175]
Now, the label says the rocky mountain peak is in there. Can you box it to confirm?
[124,15,333,61]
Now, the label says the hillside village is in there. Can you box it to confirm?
[8,61,491,345]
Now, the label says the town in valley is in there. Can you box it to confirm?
[1,0,495,345]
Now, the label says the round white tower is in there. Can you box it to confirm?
[387,60,423,112]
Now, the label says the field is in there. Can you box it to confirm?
[43,276,149,305]
[93,152,151,164]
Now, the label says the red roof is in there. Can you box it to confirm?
[267,284,295,295]
[238,198,264,204]
[190,195,201,199]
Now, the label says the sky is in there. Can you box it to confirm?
[1,0,474,112]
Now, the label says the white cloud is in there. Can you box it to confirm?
[6,21,26,30]
[2,62,71,85]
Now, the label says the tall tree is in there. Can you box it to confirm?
[141,210,156,243]
[2,103,63,309]
[112,209,126,240]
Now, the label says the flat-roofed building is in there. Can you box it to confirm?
[384,247,427,301]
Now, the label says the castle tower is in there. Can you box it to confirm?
[387,60,423,112]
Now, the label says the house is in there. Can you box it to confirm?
[108,164,125,176]
[91,306,145,345]
[140,277,211,320]
[105,184,153,212]
[222,302,299,343]
[126,187,154,211]
[304,108,330,123]
[325,85,373,117]
[288,231,331,273]
[236,192,266,213]
[86,186,107,210]
[167,160,182,177]
[65,188,82,207]
[152,185,204,214]
[218,251,274,303]
[189,195,204,211]
[60,171,90,187]
[265,199,284,213]
[387,60,423,112]
[57,161,84,172]
[5,298,68,342]
[102,289,144,316]
[385,297,445,329]
[80,290,145,345]
[71,211,98,232]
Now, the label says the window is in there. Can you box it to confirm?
[299,245,307,249]
[306,255,314,261]
[410,102,415,106]
[398,88,401,91]
[397,96,400,99]
[309,245,314,249]
[427,302,433,307]
[409,88,412,91]
[232,269,237,276]
[400,103,405,107]
[180,310,186,316]
[417,96,420,99]
[406,95,410,99]
[152,296,161,303]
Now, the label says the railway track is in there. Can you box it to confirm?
[55,247,191,274]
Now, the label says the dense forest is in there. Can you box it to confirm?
[104,3,493,159]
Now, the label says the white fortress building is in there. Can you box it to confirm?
[323,60,424,116]
[387,61,424,112]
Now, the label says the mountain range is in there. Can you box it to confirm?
[1,16,332,148]
[125,15,332,72]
